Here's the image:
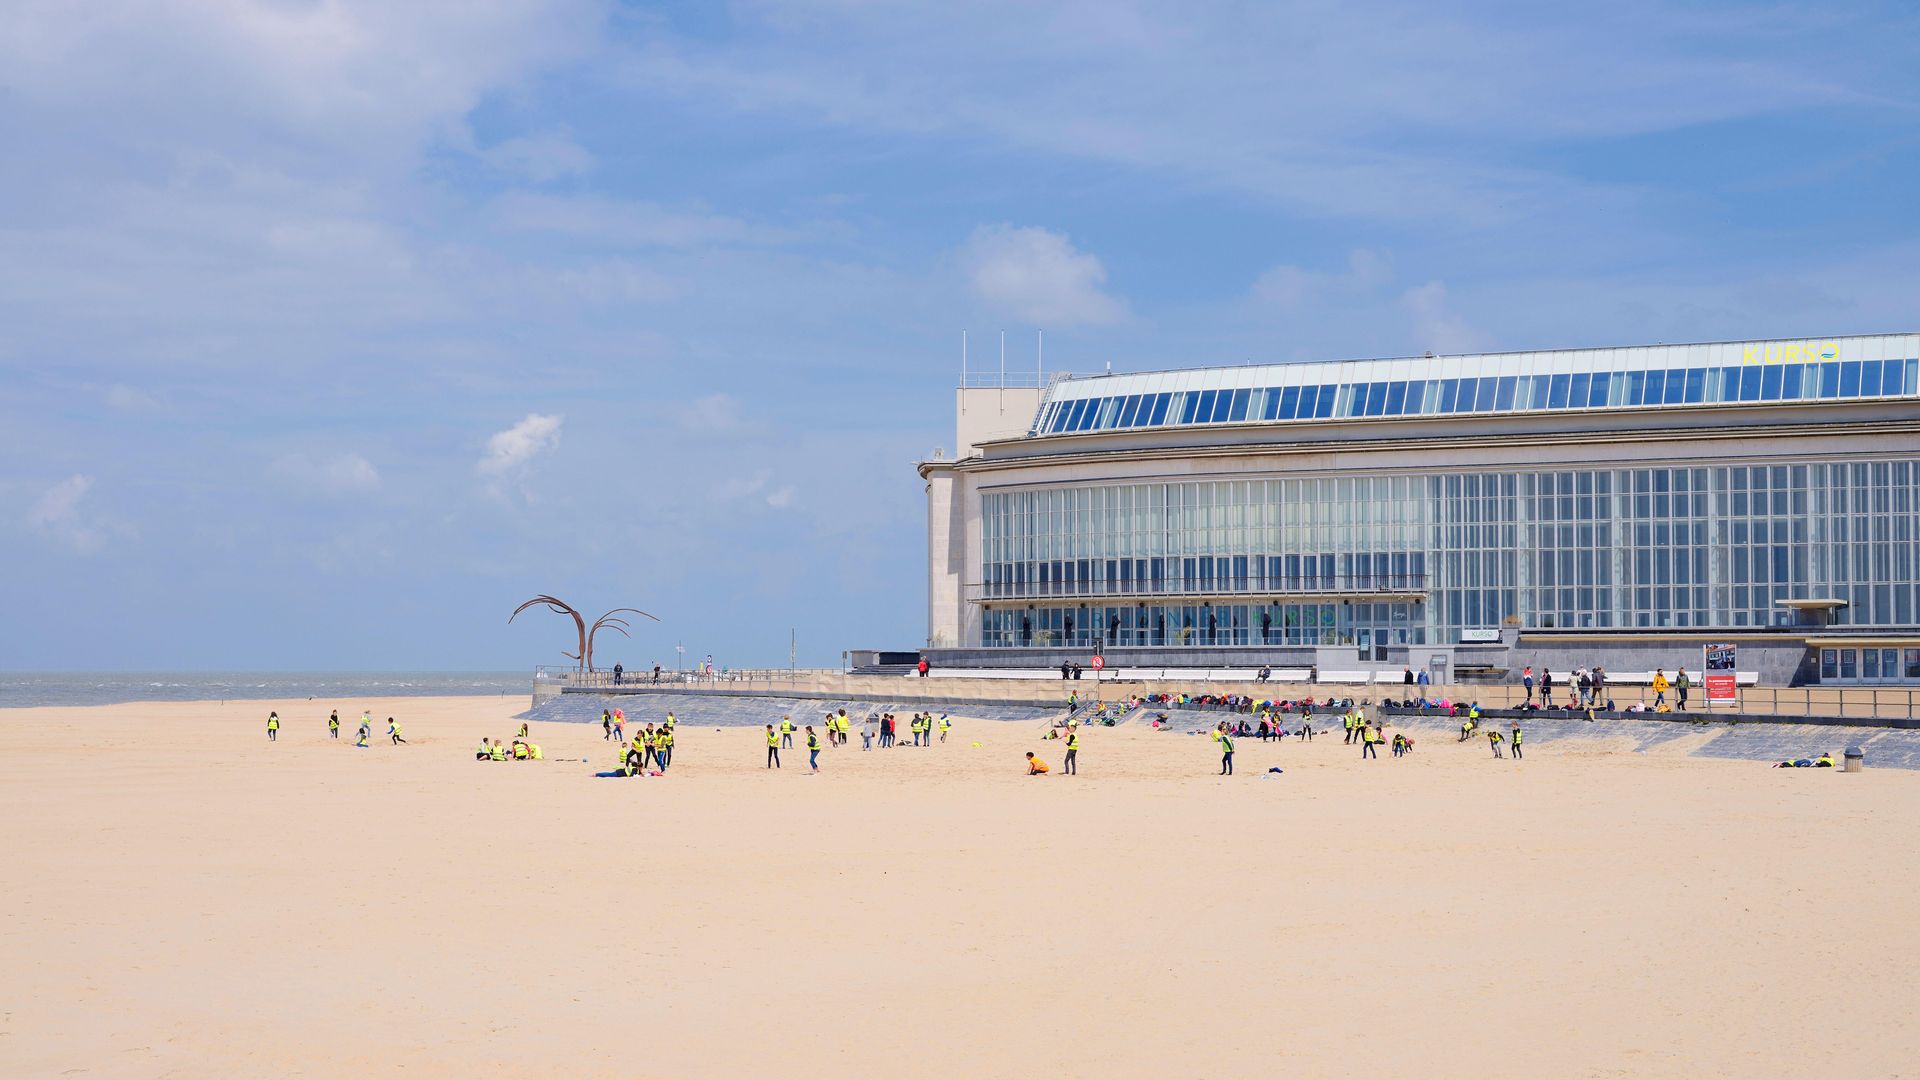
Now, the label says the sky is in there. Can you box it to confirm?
[2,1,1918,671]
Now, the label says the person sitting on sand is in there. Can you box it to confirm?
[489,739,507,761]
[354,727,369,749]
[512,740,529,760]
[1026,752,1050,775]
[476,738,492,761]
[516,722,529,739]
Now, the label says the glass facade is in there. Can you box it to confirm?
[1032,344,1920,437]
[975,458,1920,648]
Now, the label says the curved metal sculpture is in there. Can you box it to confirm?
[587,606,661,672]
[510,595,588,671]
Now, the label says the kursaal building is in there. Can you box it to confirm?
[919,334,1920,686]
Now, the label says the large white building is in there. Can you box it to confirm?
[920,333,1920,685]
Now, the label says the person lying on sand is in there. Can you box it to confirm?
[1772,754,1835,768]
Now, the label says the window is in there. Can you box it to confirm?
[1148,393,1171,425]
[1841,649,1857,678]
[1782,364,1803,400]
[1589,372,1612,407]
[1225,388,1250,422]
[1275,386,1298,420]
[1475,379,1497,410]
[1860,360,1883,397]
[1117,395,1141,427]
[1314,386,1334,417]
[1644,370,1666,404]
[1819,361,1841,396]
[1840,362,1861,397]
[1438,379,1459,411]
[1684,368,1706,403]
[1496,376,1517,410]
[1569,372,1590,407]
[1548,374,1570,408]
[1822,649,1839,680]
[1761,365,1783,400]
[1385,381,1407,415]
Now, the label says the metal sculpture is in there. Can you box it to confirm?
[510,595,588,671]
[586,606,660,672]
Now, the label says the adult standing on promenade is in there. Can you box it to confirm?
[1522,666,1535,704]
[765,725,780,769]
[1539,668,1553,707]
[266,712,279,741]
[1675,668,1691,710]
[1063,728,1079,775]
[1652,669,1670,708]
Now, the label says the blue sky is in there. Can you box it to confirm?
[2,1,1917,670]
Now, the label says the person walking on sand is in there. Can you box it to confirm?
[328,710,340,739]
[765,724,780,769]
[602,710,613,741]
[388,718,406,745]
[806,725,822,773]
[1218,728,1235,775]
[1360,721,1378,759]
[266,711,279,741]
[1063,728,1079,775]
[1510,723,1524,760]
[862,714,876,750]
[938,715,951,743]
[611,711,625,743]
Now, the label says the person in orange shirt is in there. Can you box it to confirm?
[1025,752,1050,776]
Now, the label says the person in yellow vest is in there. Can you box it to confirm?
[657,725,675,772]
[512,740,529,760]
[641,724,657,769]
[1651,669,1671,707]
[765,724,781,769]
[1218,727,1235,775]
[627,733,645,774]
[516,721,530,739]
[806,725,822,773]
[1025,751,1050,775]
[387,718,406,745]
[938,715,952,743]
[1343,709,1355,745]
[1063,728,1080,775]
[266,711,279,742]
[489,739,506,762]
[475,738,491,761]
[780,716,795,748]
[1487,727,1505,759]
[354,727,370,748]
[1359,721,1378,759]
[1510,723,1524,760]
[328,710,340,739]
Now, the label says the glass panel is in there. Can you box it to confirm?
[1568,372,1590,407]
[1388,381,1411,415]
[1438,379,1459,411]
[1475,378,1497,410]
[1841,650,1857,678]
[1859,359,1882,397]
[1819,361,1841,396]
[1761,365,1783,400]
[1840,361,1861,397]
[1531,375,1553,408]
[1297,385,1319,417]
[1589,371,1611,406]
[1644,369,1666,403]
[1064,399,1089,430]
[1864,648,1880,679]
[1739,367,1763,401]
[1547,374,1570,408]
[1193,389,1217,422]
[1314,386,1334,417]
[1781,364,1802,400]
[1117,395,1141,427]
[1276,386,1299,419]
[1496,376,1517,410]
[1684,368,1706,403]
[1364,382,1387,417]
[1821,649,1838,679]
[1663,369,1686,404]
[1625,370,1645,404]
[1177,393,1199,423]
[1148,393,1171,425]
[1226,387,1250,422]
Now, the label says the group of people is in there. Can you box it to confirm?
[476,722,543,761]
[612,713,678,777]
[761,709,953,773]
[1519,664,1695,713]
[270,709,397,748]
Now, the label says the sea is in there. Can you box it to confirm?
[0,672,529,709]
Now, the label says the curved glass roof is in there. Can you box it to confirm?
[1029,333,1920,437]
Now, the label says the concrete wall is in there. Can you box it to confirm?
[955,387,1045,459]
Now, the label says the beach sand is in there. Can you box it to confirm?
[2,695,1915,1079]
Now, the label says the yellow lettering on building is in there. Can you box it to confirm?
[1744,340,1840,365]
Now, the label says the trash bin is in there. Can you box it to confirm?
[1844,746,1864,773]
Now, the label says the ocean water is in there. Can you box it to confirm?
[0,672,529,709]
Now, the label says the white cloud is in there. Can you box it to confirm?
[477,413,564,477]
[28,475,105,554]
[1401,281,1493,355]
[1252,248,1392,311]
[481,130,595,181]
[961,224,1126,327]
[766,485,797,509]
[274,453,383,496]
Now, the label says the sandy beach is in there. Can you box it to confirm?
[2,694,1915,1079]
